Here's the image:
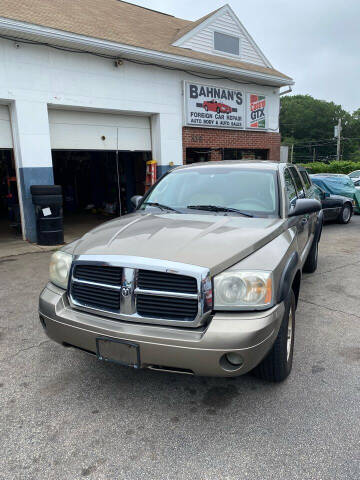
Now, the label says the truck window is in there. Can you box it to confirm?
[289,167,305,198]
[299,170,311,191]
[284,168,297,208]
[142,167,279,217]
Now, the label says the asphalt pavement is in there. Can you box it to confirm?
[1,217,359,480]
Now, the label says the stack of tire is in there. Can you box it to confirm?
[30,185,64,246]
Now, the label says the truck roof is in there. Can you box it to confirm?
[175,161,284,171]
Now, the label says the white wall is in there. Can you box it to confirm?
[0,38,185,167]
[0,37,280,240]
[0,37,280,166]
[280,145,289,163]
[0,104,13,148]
[10,100,53,168]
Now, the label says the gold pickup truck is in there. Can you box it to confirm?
[39,161,322,382]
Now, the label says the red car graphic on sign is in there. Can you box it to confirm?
[203,100,232,114]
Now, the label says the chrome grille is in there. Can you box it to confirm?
[72,282,120,311]
[74,265,122,286]
[68,255,212,328]
[137,294,198,320]
[137,269,197,293]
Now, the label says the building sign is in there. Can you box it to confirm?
[184,82,245,129]
[247,93,267,129]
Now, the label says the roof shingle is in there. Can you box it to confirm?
[0,0,291,80]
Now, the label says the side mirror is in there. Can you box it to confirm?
[324,192,330,198]
[288,198,321,217]
[131,195,143,209]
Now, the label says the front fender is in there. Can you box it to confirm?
[315,210,324,242]
[277,251,299,304]
[227,228,299,308]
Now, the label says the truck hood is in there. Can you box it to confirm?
[73,213,287,275]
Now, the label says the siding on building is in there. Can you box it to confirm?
[179,11,268,67]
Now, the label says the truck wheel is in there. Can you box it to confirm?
[338,204,352,224]
[303,238,318,273]
[253,290,295,383]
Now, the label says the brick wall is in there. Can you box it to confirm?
[183,127,281,163]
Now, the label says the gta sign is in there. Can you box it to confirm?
[184,82,268,130]
[185,82,244,129]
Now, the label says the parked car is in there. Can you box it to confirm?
[297,167,354,223]
[39,162,322,383]
[310,173,360,214]
[313,184,354,223]
[349,170,360,182]
[203,100,232,113]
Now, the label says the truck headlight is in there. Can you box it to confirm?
[214,271,273,310]
[49,251,73,289]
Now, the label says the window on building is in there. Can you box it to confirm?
[223,149,268,160]
[186,148,211,164]
[214,32,240,56]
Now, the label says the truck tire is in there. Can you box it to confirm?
[30,185,62,196]
[338,203,352,224]
[253,290,295,383]
[303,238,318,273]
[32,194,63,206]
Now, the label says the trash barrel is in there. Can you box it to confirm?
[30,185,64,245]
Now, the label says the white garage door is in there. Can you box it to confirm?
[0,105,13,148]
[48,110,151,151]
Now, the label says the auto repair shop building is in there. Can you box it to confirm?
[0,1,293,242]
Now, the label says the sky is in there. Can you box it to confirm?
[126,0,360,113]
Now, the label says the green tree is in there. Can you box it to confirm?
[346,108,360,160]
[280,95,359,163]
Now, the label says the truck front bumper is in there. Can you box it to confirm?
[39,283,285,377]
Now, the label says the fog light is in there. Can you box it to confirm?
[225,352,244,366]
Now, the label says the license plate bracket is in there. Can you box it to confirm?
[96,337,140,368]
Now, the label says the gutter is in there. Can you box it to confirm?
[0,17,294,88]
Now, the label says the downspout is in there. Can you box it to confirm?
[279,86,293,96]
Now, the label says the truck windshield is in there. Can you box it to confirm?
[140,166,279,217]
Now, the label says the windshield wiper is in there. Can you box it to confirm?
[187,205,254,217]
[143,202,181,213]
